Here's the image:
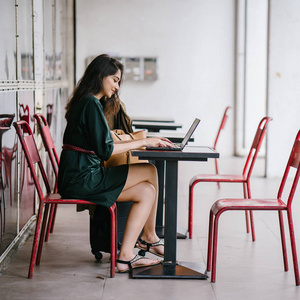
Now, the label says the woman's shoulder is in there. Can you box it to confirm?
[81,94,97,103]
[83,94,102,108]
[77,95,103,113]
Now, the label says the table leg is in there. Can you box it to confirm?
[154,160,186,239]
[132,160,208,279]
[164,160,178,262]
[154,160,164,237]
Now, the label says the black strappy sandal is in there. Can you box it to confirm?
[116,254,160,273]
[136,237,164,258]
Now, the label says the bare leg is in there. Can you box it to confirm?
[116,163,163,271]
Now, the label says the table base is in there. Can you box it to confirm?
[131,262,208,279]
[156,226,187,239]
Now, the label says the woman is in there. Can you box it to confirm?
[58,54,174,272]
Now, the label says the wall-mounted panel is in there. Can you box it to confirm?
[18,0,34,80]
[86,56,158,81]
[0,2,16,80]
[44,0,54,81]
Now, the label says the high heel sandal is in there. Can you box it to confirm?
[136,237,164,258]
[117,254,160,273]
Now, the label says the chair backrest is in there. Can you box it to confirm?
[213,106,231,150]
[13,120,51,202]
[33,113,59,179]
[0,114,15,128]
[277,130,300,208]
[242,116,273,179]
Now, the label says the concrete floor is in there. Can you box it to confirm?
[1,156,300,300]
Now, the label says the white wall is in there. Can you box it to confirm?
[76,0,236,155]
[267,0,300,177]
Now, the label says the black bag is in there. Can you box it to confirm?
[90,205,111,254]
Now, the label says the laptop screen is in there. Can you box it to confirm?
[180,118,201,148]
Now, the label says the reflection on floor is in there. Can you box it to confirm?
[0,156,300,300]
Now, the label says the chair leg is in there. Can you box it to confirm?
[114,204,118,258]
[28,205,44,279]
[206,210,214,272]
[214,158,220,189]
[246,182,256,241]
[242,184,250,234]
[188,183,195,239]
[242,182,251,235]
[45,204,56,242]
[109,204,116,278]
[49,204,58,233]
[211,213,221,283]
[244,212,250,234]
[278,211,288,271]
[36,203,50,266]
[249,211,255,241]
[287,210,300,286]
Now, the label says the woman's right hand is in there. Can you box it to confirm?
[144,137,174,148]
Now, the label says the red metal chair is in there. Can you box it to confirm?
[13,120,117,278]
[0,114,15,239]
[33,113,59,240]
[207,130,300,285]
[213,106,231,188]
[188,116,272,240]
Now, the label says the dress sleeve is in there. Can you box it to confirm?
[84,99,114,161]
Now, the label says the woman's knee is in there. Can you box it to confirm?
[118,181,156,204]
[134,182,156,203]
[141,181,156,199]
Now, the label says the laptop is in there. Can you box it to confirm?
[146,118,200,151]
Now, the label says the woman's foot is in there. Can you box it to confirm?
[116,254,160,273]
[136,237,164,258]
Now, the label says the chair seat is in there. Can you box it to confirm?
[211,198,287,215]
[44,193,97,206]
[190,174,246,185]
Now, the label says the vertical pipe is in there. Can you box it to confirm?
[242,0,248,148]
[233,0,238,155]
[265,0,271,177]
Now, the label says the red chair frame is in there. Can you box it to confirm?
[213,106,231,188]
[207,130,300,285]
[13,120,117,278]
[33,113,60,240]
[0,114,15,239]
[188,116,273,240]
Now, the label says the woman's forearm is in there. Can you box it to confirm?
[112,139,146,155]
[111,137,174,156]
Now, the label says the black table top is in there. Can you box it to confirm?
[132,146,219,161]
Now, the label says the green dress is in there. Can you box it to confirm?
[57,94,129,208]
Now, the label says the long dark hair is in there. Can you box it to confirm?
[65,54,124,120]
